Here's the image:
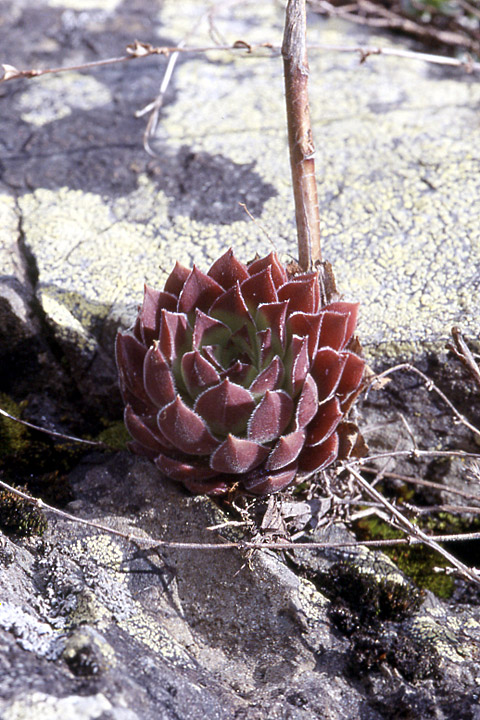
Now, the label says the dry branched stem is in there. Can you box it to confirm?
[135,6,215,156]
[2,40,479,86]
[282,0,322,272]
[135,47,182,156]
[347,466,480,584]
[356,448,480,463]
[309,0,480,54]
[361,465,480,504]
[448,327,480,392]
[309,42,480,71]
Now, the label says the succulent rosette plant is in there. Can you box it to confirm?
[116,249,364,495]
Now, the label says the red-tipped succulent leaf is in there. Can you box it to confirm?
[116,249,364,495]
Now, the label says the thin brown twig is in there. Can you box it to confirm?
[2,39,479,87]
[361,0,479,51]
[0,407,105,447]
[347,466,480,584]
[310,0,480,54]
[0,41,276,84]
[402,502,480,515]
[0,54,137,82]
[355,448,480,464]
[136,6,216,156]
[238,203,276,248]
[361,465,480,504]
[1,476,480,554]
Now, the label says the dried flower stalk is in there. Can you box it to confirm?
[282,0,322,271]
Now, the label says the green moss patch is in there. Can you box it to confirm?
[0,484,47,537]
[94,420,129,450]
[355,516,455,599]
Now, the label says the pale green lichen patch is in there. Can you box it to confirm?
[15,2,480,362]
[70,534,125,578]
[17,73,112,127]
[296,577,329,623]
[40,289,98,352]
[156,5,480,354]
[17,182,278,344]
[411,606,480,664]
[67,533,194,668]
[19,186,166,342]
[68,590,112,631]
[117,613,194,669]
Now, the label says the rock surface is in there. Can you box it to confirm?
[1,0,480,719]
[1,0,479,404]
[2,452,480,720]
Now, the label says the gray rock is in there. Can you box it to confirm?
[0,453,369,719]
[0,199,49,394]
[2,452,480,718]
[1,0,479,410]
